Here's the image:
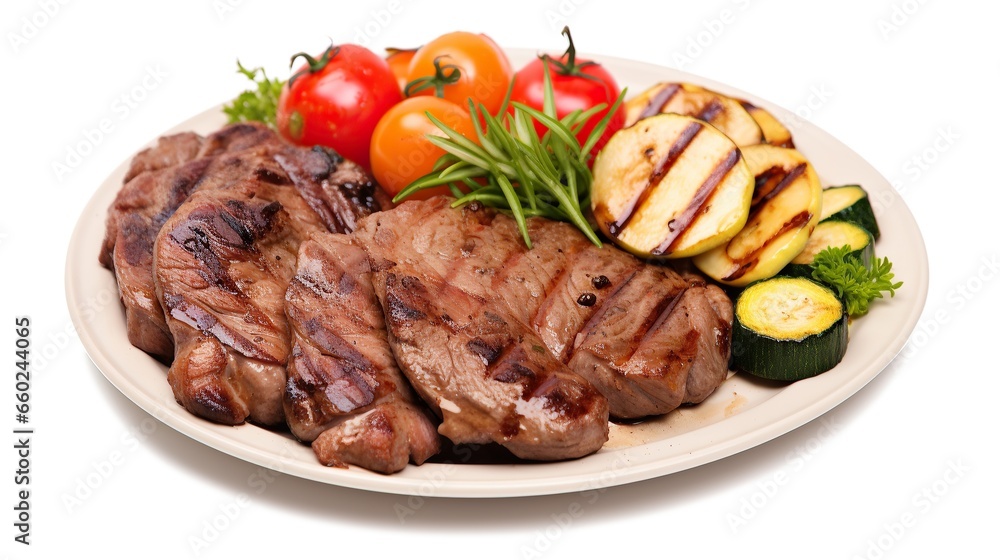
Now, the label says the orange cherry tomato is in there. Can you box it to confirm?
[404,32,513,115]
[370,96,478,199]
[385,47,419,92]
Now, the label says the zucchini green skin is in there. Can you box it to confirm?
[782,221,875,278]
[731,277,849,381]
[821,185,881,240]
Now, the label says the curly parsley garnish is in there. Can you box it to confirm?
[810,245,903,317]
[222,61,284,127]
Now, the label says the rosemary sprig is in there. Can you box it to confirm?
[393,61,625,249]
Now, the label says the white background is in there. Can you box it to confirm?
[3,0,997,558]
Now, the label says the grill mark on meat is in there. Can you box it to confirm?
[162,291,280,363]
[490,345,538,388]
[288,341,376,412]
[570,269,639,355]
[652,148,741,255]
[275,145,387,234]
[364,240,609,459]
[621,285,688,364]
[610,121,703,236]
[468,337,504,366]
[384,277,428,323]
[639,288,687,348]
[283,234,439,469]
[254,166,291,185]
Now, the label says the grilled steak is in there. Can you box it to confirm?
[121,131,202,184]
[353,201,614,460]
[155,182,323,425]
[369,268,610,460]
[146,129,388,426]
[100,124,286,360]
[352,197,732,421]
[102,121,389,365]
[284,233,440,472]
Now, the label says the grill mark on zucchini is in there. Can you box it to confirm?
[636,83,682,121]
[751,163,806,210]
[651,148,741,256]
[609,121,703,236]
[721,210,813,282]
[695,98,724,123]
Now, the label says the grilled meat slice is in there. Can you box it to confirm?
[147,125,391,427]
[100,123,285,360]
[275,146,393,235]
[312,401,440,474]
[154,180,326,426]
[566,269,722,417]
[121,131,202,185]
[284,233,439,472]
[101,123,390,363]
[354,197,732,420]
[370,269,610,460]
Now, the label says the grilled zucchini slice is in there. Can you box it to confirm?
[625,82,764,146]
[591,113,754,258]
[732,276,848,381]
[738,99,794,148]
[782,220,874,277]
[692,144,822,286]
[820,184,880,240]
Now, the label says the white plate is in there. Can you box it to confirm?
[65,50,928,498]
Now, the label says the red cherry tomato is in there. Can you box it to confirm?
[276,43,402,171]
[509,28,625,163]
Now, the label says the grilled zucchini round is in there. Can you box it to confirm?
[732,276,848,381]
[820,184,880,240]
[782,220,874,278]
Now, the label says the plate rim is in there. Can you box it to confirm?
[65,48,929,498]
